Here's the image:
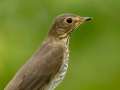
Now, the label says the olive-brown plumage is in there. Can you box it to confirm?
[5,13,92,90]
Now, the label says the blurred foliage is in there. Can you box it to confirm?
[0,0,120,90]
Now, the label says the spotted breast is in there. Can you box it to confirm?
[46,37,70,90]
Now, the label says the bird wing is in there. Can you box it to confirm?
[5,43,64,90]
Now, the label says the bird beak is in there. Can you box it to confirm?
[73,16,92,29]
[74,16,92,24]
[81,17,93,22]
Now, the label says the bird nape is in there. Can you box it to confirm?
[4,13,92,90]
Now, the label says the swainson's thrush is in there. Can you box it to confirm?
[5,13,92,90]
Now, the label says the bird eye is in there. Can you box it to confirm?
[66,18,73,23]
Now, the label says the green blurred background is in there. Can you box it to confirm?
[0,0,120,90]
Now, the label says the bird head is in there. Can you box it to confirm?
[48,13,92,39]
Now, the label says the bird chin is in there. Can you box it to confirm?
[73,23,81,31]
[75,22,81,28]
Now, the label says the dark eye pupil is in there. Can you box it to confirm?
[66,18,72,23]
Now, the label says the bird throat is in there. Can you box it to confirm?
[47,36,70,90]
[58,30,72,40]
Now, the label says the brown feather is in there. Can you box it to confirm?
[5,38,64,90]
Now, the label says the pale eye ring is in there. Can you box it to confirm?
[66,18,73,23]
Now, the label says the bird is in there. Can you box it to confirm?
[4,13,92,90]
